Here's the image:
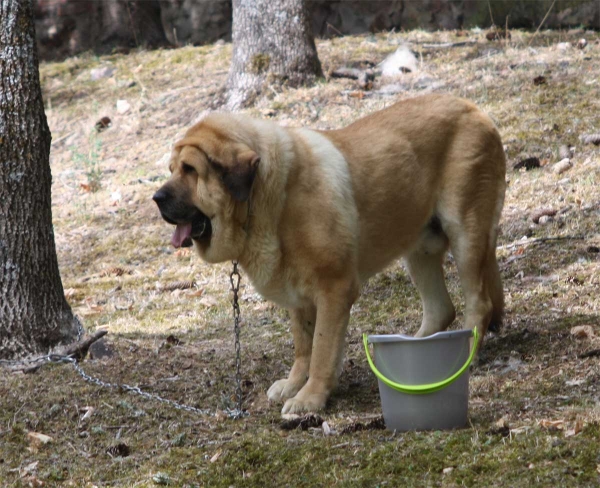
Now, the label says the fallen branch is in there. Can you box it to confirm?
[56,329,109,361]
[421,41,476,49]
[498,235,585,251]
[579,349,600,359]
[330,67,376,89]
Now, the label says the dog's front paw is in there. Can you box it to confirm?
[281,390,327,414]
[267,378,305,403]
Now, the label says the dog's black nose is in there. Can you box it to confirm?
[152,189,170,204]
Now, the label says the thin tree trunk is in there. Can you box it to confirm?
[0,0,80,359]
[226,0,323,109]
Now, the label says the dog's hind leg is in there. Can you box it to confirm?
[406,220,456,337]
[442,213,497,350]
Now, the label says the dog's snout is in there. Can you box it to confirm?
[152,189,170,205]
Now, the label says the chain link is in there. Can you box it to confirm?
[0,315,85,367]
[228,260,248,419]
[1,271,249,419]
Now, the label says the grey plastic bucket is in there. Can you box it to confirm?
[363,328,476,432]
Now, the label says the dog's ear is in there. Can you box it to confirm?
[218,151,260,202]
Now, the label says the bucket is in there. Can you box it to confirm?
[363,328,477,432]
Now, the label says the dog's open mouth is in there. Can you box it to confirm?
[170,213,212,248]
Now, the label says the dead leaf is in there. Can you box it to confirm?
[20,461,39,476]
[538,419,564,430]
[21,476,44,487]
[253,302,271,311]
[198,295,218,308]
[174,248,193,257]
[564,420,584,437]
[27,432,53,450]
[210,449,223,463]
[80,406,95,421]
[348,91,365,99]
[186,288,205,297]
[64,288,77,299]
[570,325,595,339]
[80,183,91,192]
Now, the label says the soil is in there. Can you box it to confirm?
[1,28,600,487]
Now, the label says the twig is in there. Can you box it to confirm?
[498,235,585,251]
[579,349,600,359]
[56,329,109,361]
[487,1,495,27]
[421,41,476,49]
[529,0,556,46]
[51,131,75,146]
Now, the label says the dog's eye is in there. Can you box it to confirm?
[181,162,195,174]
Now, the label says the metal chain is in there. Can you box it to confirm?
[0,315,84,367]
[63,357,213,416]
[0,275,250,419]
[227,260,248,419]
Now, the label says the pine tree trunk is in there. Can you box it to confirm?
[0,0,80,359]
[226,0,323,109]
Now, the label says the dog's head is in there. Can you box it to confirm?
[153,116,260,263]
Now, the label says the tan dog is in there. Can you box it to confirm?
[153,94,506,414]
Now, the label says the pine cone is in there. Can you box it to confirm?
[580,134,600,146]
[100,267,129,277]
[162,280,196,291]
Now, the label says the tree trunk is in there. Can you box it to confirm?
[99,0,168,53]
[226,0,323,109]
[0,0,80,359]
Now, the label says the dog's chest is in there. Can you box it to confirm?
[242,260,309,310]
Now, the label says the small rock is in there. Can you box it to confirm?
[27,432,53,447]
[152,472,171,485]
[531,208,557,223]
[380,45,418,78]
[443,467,455,474]
[553,158,572,174]
[116,100,131,114]
[538,215,553,224]
[557,42,571,51]
[558,145,571,160]
[576,38,587,49]
[90,66,115,81]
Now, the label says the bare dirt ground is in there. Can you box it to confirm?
[1,29,600,487]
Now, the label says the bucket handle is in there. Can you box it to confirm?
[363,328,478,395]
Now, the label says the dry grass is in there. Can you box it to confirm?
[1,29,600,487]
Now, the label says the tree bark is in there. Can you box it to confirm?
[0,0,80,359]
[99,0,168,53]
[226,0,323,109]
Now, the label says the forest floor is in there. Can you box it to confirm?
[1,29,600,487]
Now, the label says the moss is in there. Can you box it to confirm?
[250,53,271,74]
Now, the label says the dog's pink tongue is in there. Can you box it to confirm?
[171,223,192,248]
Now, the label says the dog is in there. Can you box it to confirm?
[153,94,506,414]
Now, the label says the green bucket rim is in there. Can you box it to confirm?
[363,327,478,395]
